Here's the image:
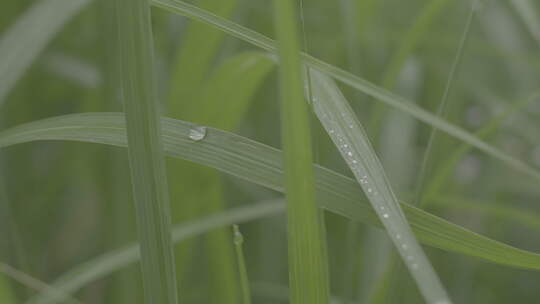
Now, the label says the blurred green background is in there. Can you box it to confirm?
[0,0,539,303]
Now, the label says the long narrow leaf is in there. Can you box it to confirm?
[274,0,330,303]
[1,113,539,271]
[116,0,178,303]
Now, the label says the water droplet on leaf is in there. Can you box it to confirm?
[189,126,207,141]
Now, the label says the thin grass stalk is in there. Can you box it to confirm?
[115,0,178,303]
[233,225,251,304]
[415,1,477,207]
[274,0,330,303]
[367,0,451,138]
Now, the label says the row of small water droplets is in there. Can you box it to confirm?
[319,108,422,272]
[309,71,451,303]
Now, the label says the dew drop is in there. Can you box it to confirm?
[189,126,207,141]
[382,213,389,218]
[401,244,408,250]
[347,151,353,157]
[352,160,358,164]
[367,188,373,193]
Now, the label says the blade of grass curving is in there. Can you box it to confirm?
[309,70,451,303]
[0,0,90,104]
[368,0,452,137]
[27,200,285,304]
[151,0,540,183]
[274,0,330,303]
[232,225,251,304]
[0,263,81,304]
[415,1,477,207]
[116,0,178,303]
[1,113,540,271]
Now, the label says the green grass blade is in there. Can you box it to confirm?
[116,0,178,303]
[309,70,451,303]
[274,0,330,303]
[150,0,540,183]
[0,0,90,104]
[26,201,285,304]
[2,114,540,271]
[232,225,251,304]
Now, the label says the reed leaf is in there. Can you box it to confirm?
[1,113,539,272]
[116,0,178,303]
[274,0,330,302]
